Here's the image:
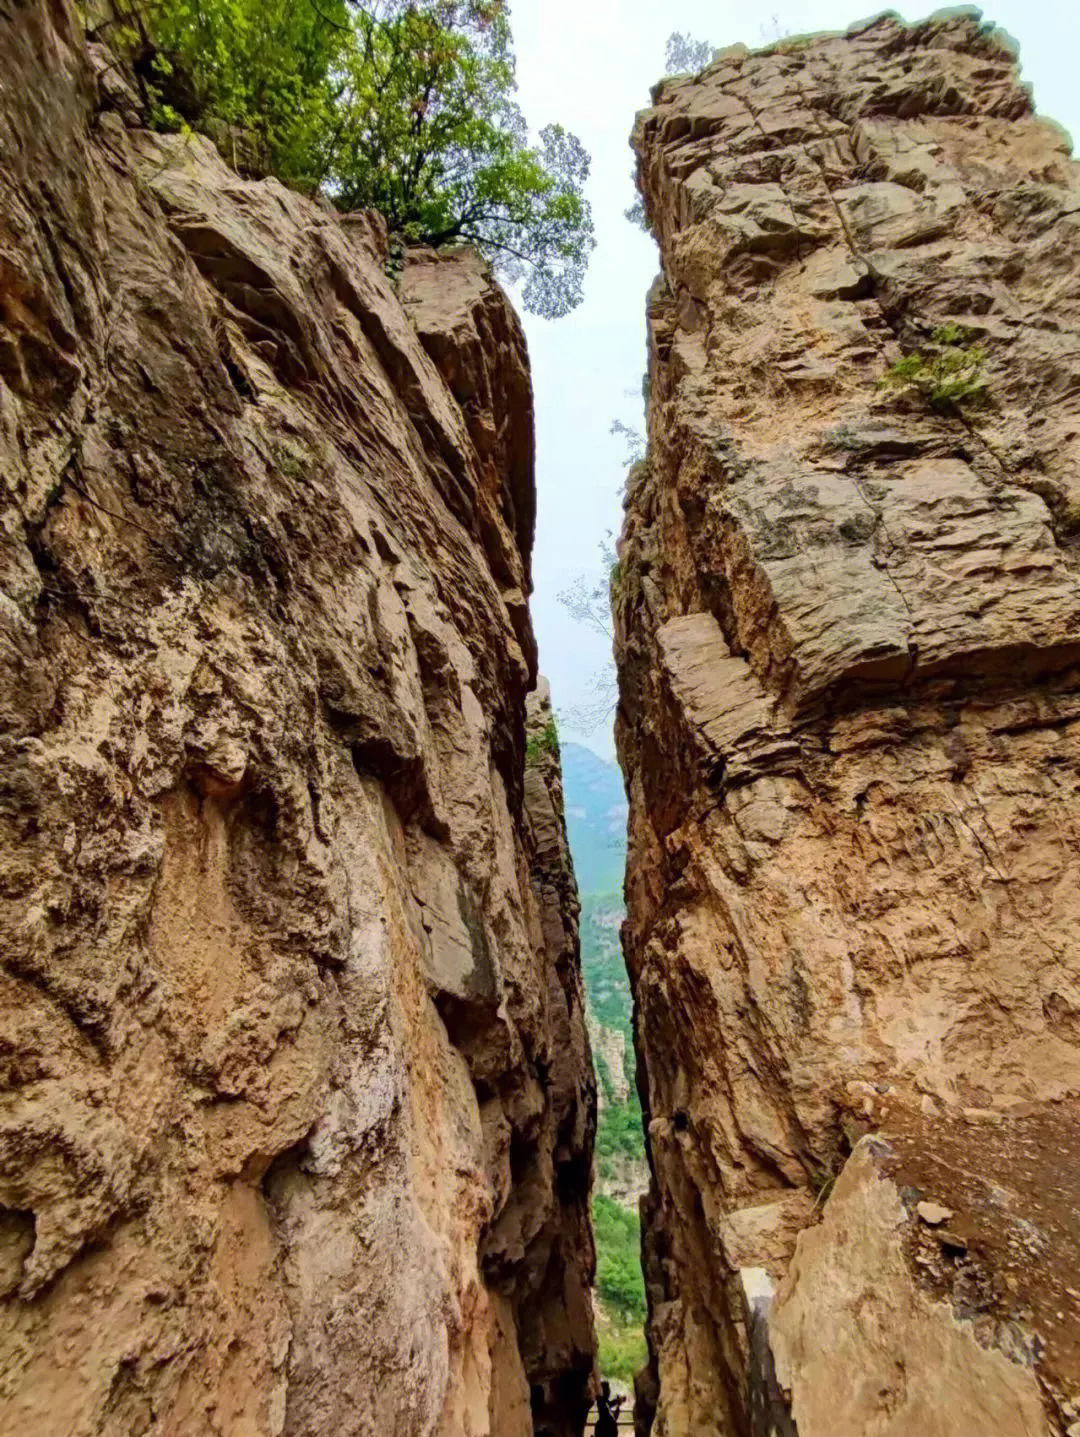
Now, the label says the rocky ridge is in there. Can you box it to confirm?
[0,4,594,1434]
[618,11,1080,1436]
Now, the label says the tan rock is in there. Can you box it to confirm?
[588,1011,630,1108]
[619,11,1080,1435]
[917,1201,954,1227]
[771,1144,1048,1437]
[0,5,594,1434]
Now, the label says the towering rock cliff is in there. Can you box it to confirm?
[0,4,595,1433]
[618,11,1080,1436]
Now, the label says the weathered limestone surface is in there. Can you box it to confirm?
[617,11,1080,1436]
[0,4,595,1434]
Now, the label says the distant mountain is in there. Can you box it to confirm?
[561,743,627,896]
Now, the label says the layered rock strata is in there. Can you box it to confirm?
[0,5,595,1434]
[618,11,1080,1436]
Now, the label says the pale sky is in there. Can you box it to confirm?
[505,0,1080,757]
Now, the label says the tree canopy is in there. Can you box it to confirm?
[593,1195,646,1323]
[96,0,594,317]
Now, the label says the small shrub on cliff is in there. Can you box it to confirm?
[329,4,593,317]
[558,533,618,641]
[624,192,651,234]
[610,419,646,465]
[525,716,559,764]
[877,325,988,410]
[90,0,594,317]
[823,425,862,451]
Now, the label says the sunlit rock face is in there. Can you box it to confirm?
[0,4,595,1433]
[617,12,1080,1436]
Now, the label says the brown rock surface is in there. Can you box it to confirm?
[617,11,1080,1435]
[0,4,594,1434]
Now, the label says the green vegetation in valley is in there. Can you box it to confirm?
[582,889,647,1386]
[593,1191,647,1390]
[580,890,645,1179]
[596,1321,648,1386]
[562,746,648,1390]
[594,1047,615,1103]
[93,0,593,316]
[596,1090,644,1167]
[593,1195,646,1323]
[581,891,632,1040]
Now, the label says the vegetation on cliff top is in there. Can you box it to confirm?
[92,0,594,316]
[526,715,560,764]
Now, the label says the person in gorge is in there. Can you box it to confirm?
[594,1380,625,1436]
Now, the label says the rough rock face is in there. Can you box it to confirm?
[0,4,595,1434]
[617,12,1080,1436]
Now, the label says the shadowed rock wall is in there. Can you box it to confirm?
[0,4,595,1433]
[617,11,1080,1436]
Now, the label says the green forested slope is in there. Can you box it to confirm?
[562,746,646,1386]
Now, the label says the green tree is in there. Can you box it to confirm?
[324,3,593,316]
[94,0,347,181]
[93,0,594,317]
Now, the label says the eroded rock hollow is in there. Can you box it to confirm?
[618,12,1080,1436]
[0,4,595,1433]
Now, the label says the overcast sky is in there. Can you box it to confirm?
[504,0,1080,758]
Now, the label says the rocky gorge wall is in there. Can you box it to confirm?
[617,11,1080,1437]
[0,4,595,1434]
